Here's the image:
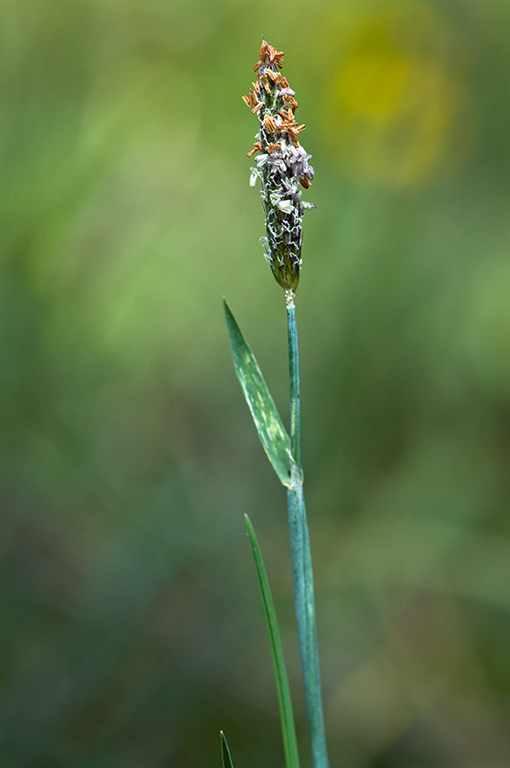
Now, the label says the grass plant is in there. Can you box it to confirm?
[222,41,329,768]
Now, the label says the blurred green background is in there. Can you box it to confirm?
[1,0,510,766]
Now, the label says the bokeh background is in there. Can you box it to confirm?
[1,0,510,766]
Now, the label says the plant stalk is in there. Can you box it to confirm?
[286,293,329,768]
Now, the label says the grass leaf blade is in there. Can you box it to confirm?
[223,299,292,487]
[220,731,235,768]
[245,514,300,768]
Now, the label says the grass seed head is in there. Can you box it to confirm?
[243,40,315,295]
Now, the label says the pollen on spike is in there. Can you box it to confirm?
[242,90,259,109]
[266,69,279,82]
[283,94,298,110]
[263,114,278,133]
[247,141,263,157]
[266,43,284,67]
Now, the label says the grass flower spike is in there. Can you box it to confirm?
[243,40,315,295]
[222,40,328,768]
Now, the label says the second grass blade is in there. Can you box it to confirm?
[245,514,300,768]
[220,731,235,768]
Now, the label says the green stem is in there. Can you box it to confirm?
[285,293,329,768]
[287,299,301,466]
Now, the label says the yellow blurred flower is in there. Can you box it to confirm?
[320,0,475,187]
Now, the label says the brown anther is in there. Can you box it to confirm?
[253,80,260,94]
[242,90,258,109]
[267,44,284,68]
[254,40,285,71]
[261,73,271,94]
[281,120,302,142]
[266,69,279,82]
[300,176,312,189]
[247,141,263,157]
[251,102,263,114]
[283,94,298,111]
[280,119,299,134]
[267,143,281,152]
[263,114,278,133]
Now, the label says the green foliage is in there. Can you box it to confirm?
[221,732,235,768]
[2,2,510,767]
[245,514,300,768]
[223,299,293,488]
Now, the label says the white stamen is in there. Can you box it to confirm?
[277,199,294,214]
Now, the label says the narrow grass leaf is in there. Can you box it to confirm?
[223,299,292,487]
[220,731,235,768]
[245,514,300,768]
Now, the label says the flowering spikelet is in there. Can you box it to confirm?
[242,40,315,295]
